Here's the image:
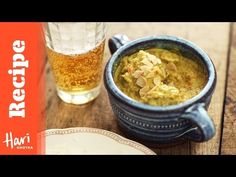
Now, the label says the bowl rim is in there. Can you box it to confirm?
[105,35,216,112]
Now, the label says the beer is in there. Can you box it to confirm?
[44,22,106,104]
[47,40,105,92]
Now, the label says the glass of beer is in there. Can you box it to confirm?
[44,22,106,104]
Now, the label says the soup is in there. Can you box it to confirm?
[113,48,207,106]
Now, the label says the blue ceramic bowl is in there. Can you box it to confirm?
[104,34,216,143]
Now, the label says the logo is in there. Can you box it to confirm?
[2,131,33,150]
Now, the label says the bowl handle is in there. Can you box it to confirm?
[180,103,215,142]
[108,34,130,54]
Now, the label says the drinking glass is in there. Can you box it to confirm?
[44,22,106,104]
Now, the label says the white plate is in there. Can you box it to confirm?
[46,127,155,155]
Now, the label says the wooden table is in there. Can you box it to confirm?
[46,23,236,155]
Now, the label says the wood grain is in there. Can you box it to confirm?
[189,23,230,155]
[221,23,236,155]
[46,23,230,155]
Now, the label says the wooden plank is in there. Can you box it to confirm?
[189,23,231,155]
[46,23,230,155]
[221,23,236,155]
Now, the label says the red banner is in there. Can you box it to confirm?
[0,23,45,154]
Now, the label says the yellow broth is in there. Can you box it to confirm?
[113,48,207,106]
